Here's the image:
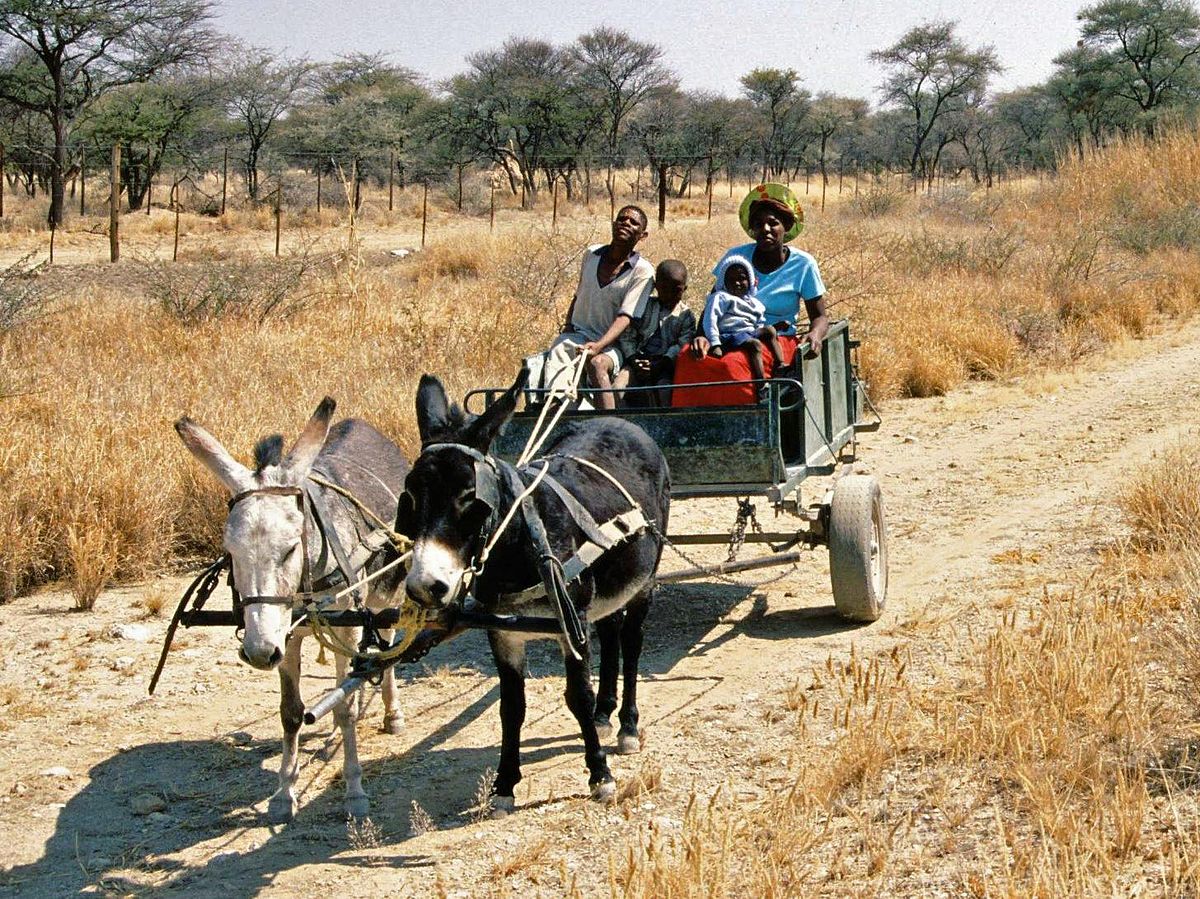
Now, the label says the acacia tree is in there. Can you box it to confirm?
[810,93,868,193]
[222,47,313,201]
[740,67,812,178]
[448,39,579,205]
[870,20,1000,185]
[1078,0,1200,132]
[570,27,675,203]
[0,0,215,225]
[80,72,223,209]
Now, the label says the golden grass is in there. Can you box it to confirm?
[612,446,1200,896]
[3,133,1200,602]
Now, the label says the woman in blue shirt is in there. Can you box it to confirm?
[694,183,830,363]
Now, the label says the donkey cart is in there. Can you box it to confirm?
[475,316,888,623]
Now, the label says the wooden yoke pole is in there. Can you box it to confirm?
[109,143,120,263]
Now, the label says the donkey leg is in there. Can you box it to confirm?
[268,633,305,824]
[593,611,623,740]
[562,637,614,802]
[488,632,527,817]
[377,627,404,735]
[332,635,370,820]
[616,587,653,755]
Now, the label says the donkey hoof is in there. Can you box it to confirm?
[590,778,616,804]
[489,795,515,819]
[594,718,614,740]
[267,793,296,824]
[382,713,405,735]
[345,794,371,821]
[616,730,641,755]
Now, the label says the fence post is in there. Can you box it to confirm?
[79,149,85,216]
[489,179,495,231]
[706,157,713,221]
[146,147,152,215]
[552,178,558,232]
[220,147,228,216]
[49,222,55,264]
[657,163,667,228]
[1,143,6,219]
[274,185,281,257]
[420,181,428,248]
[172,181,181,261]
[316,164,322,214]
[457,164,464,211]
[109,143,120,263]
[388,149,394,212]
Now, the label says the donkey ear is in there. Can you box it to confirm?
[461,368,529,452]
[283,396,336,478]
[175,416,254,495]
[416,374,453,445]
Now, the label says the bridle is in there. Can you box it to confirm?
[226,485,313,608]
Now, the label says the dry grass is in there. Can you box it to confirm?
[612,445,1200,896]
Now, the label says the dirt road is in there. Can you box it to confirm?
[2,321,1198,897]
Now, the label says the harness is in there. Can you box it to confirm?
[421,442,652,660]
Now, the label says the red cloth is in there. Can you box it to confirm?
[671,335,800,407]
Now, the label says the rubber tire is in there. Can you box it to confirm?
[829,475,888,622]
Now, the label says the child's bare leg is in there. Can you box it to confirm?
[759,325,785,367]
[741,339,767,382]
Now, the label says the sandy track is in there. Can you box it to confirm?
[2,321,1199,896]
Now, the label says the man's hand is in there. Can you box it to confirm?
[579,341,601,357]
[692,336,711,358]
[804,332,824,359]
[632,357,653,374]
[711,346,725,359]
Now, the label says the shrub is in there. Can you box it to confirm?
[0,252,56,333]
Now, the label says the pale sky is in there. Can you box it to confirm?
[214,0,1088,103]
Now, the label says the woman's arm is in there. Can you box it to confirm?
[803,295,830,357]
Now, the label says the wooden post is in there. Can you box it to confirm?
[274,185,281,257]
[420,182,428,248]
[552,178,558,232]
[172,181,181,261]
[316,165,322,214]
[635,167,641,202]
[805,166,811,195]
[657,163,667,228]
[706,169,713,221]
[146,149,152,215]
[1,143,6,219]
[79,150,85,216]
[821,166,827,211]
[520,180,526,210]
[48,223,54,264]
[854,163,860,198]
[220,147,228,216]
[109,143,120,263]
[489,179,495,231]
[457,164,464,211]
[388,149,395,212]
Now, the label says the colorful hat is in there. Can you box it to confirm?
[739,182,804,242]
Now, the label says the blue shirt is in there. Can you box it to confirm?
[712,244,825,335]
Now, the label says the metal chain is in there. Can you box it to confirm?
[647,515,802,590]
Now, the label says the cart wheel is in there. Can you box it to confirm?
[829,475,887,622]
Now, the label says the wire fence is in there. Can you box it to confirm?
[0,141,1027,264]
